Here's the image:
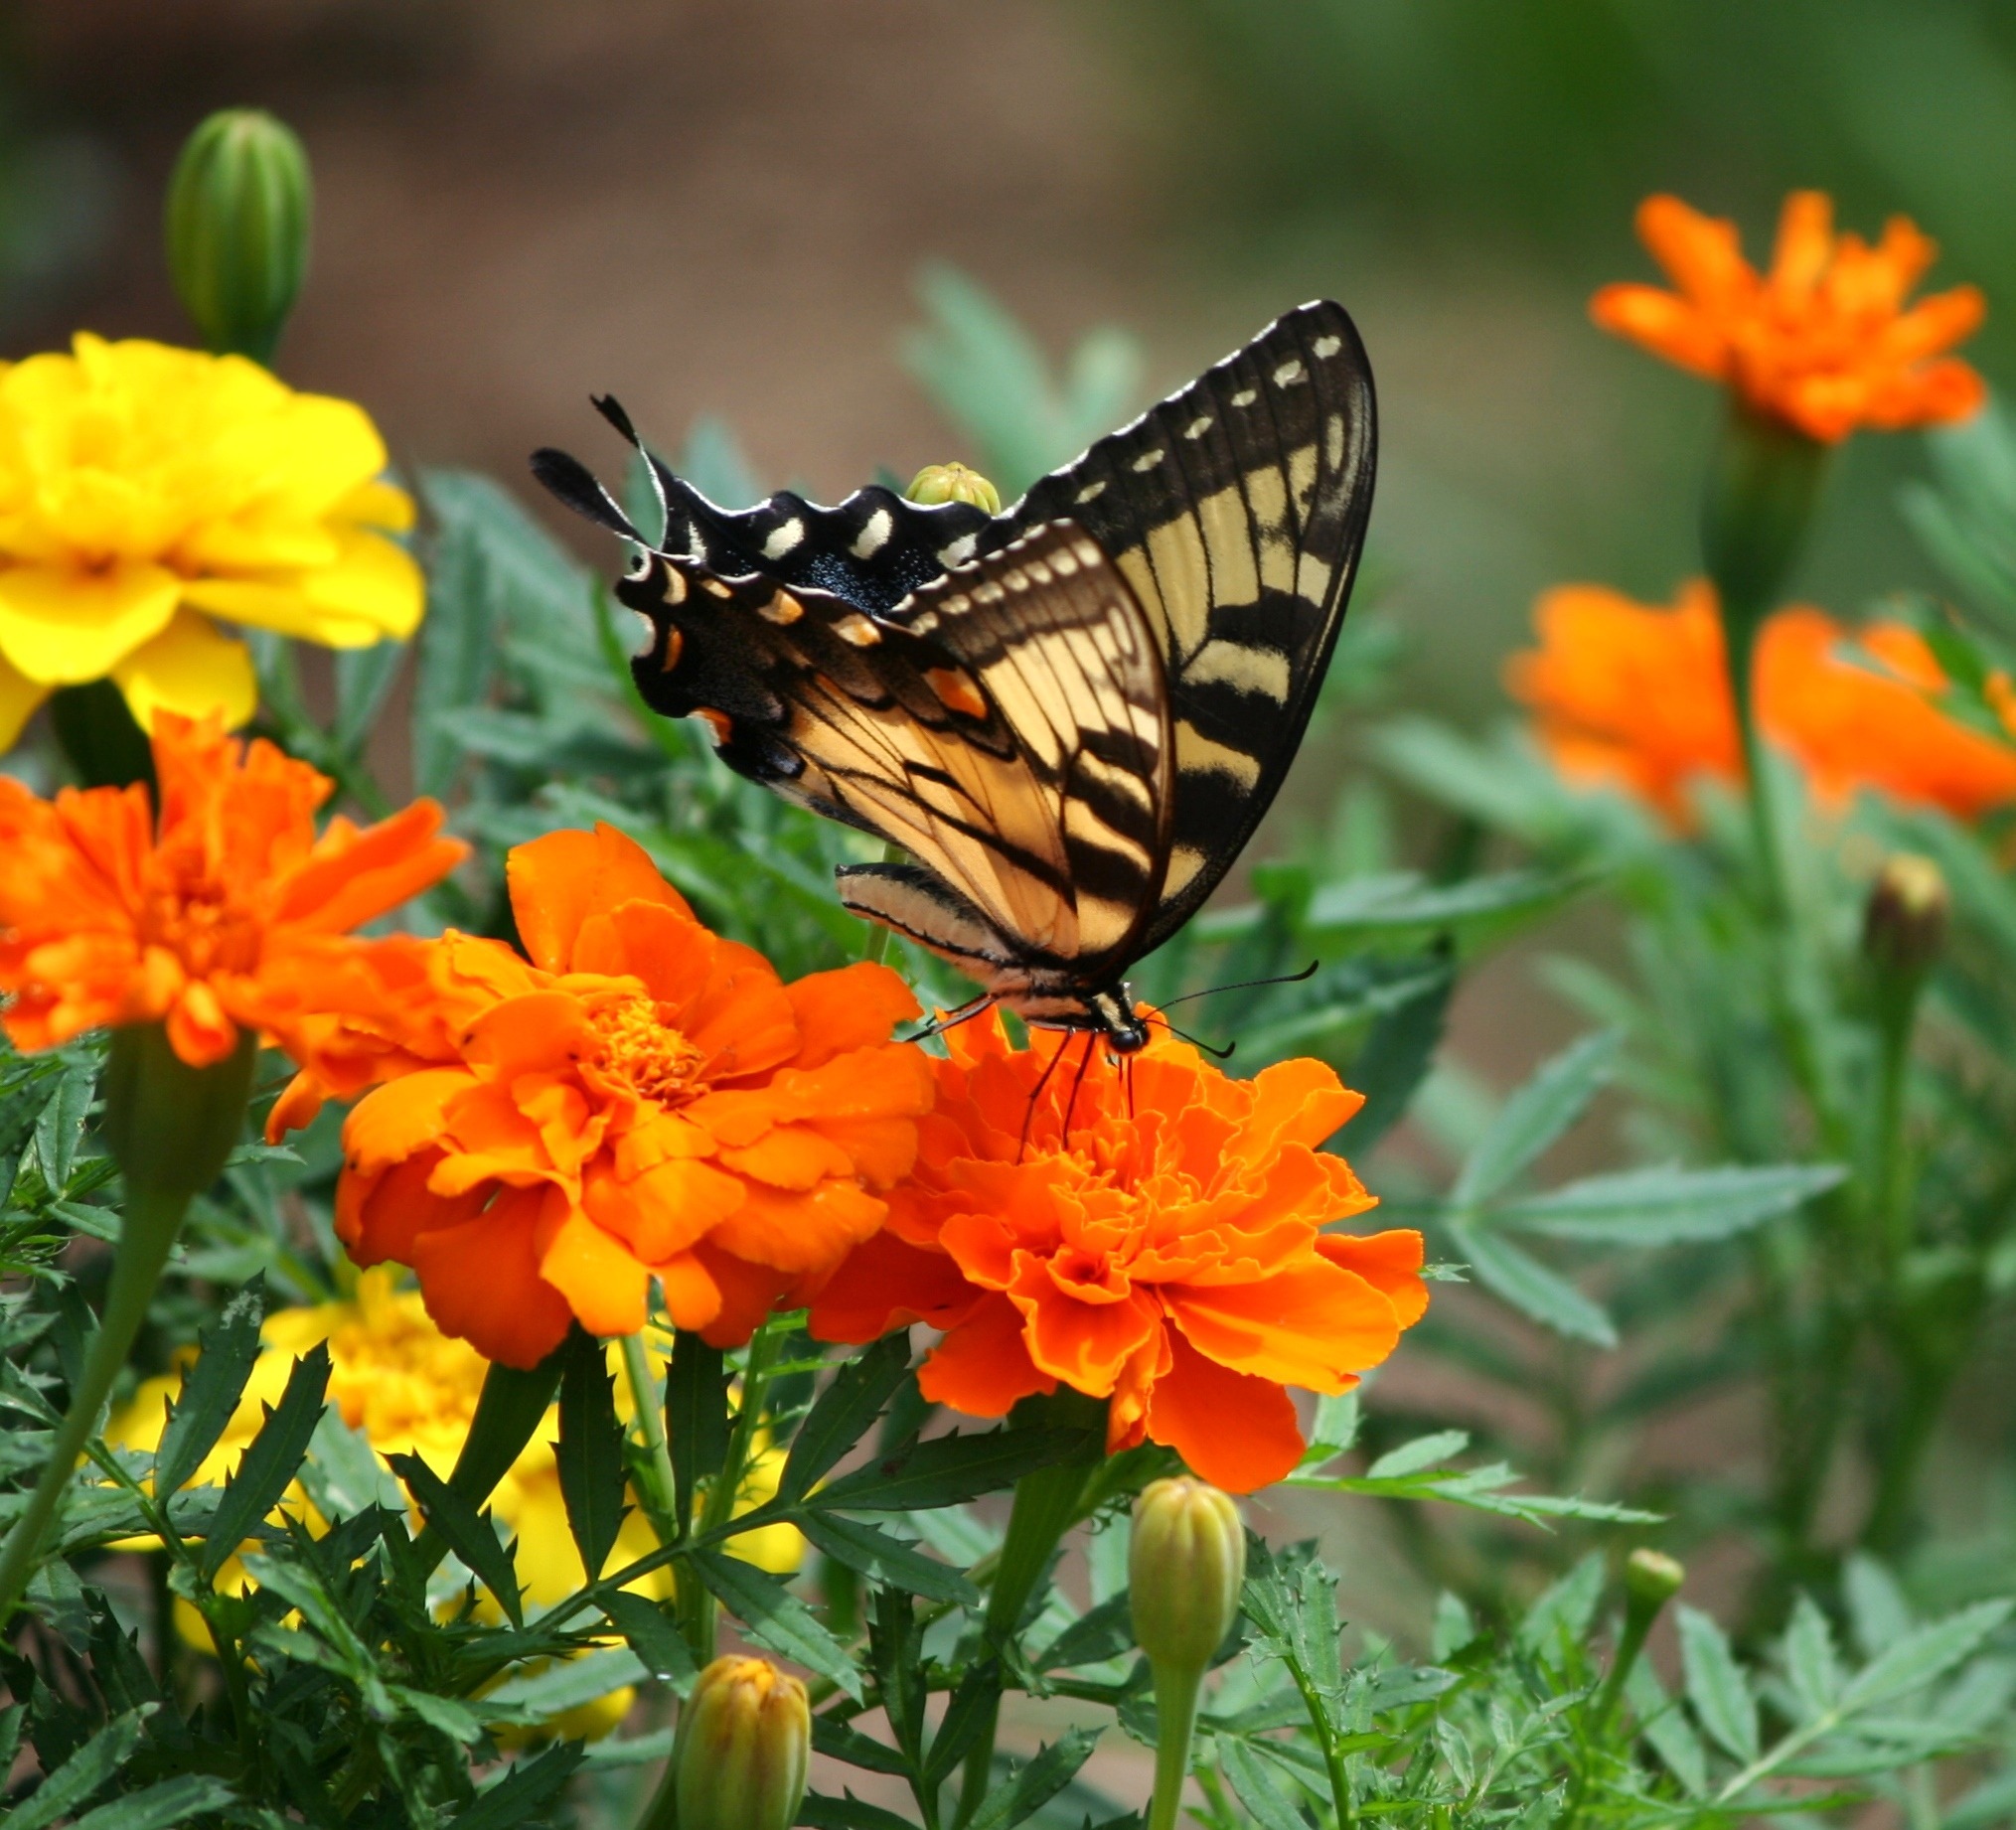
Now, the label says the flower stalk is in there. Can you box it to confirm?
[0,1023,256,1628]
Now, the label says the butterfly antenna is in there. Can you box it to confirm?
[1143,1013,1237,1061]
[1159,960,1320,1013]
[1057,1030,1098,1146]
[592,393,673,548]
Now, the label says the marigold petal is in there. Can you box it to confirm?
[0,650,46,749]
[1144,1330,1307,1494]
[654,1250,725,1333]
[338,1148,488,1265]
[805,1115,922,1188]
[1165,1256,1401,1391]
[274,799,466,934]
[538,1207,651,1339]
[809,1229,984,1342]
[718,1125,855,1191]
[690,1242,795,1348]
[1768,190,1834,298]
[918,1295,1054,1418]
[1236,1057,1362,1163]
[1009,1268,1162,1398]
[0,560,182,685]
[1635,194,1754,311]
[345,1067,480,1173]
[109,610,257,733]
[782,962,922,1068]
[582,1152,743,1263]
[707,1177,885,1274]
[1589,284,1729,377]
[410,1187,574,1368]
[1317,1228,1429,1328]
[509,824,691,973]
[166,979,239,1067]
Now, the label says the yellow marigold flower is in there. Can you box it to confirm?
[109,1270,800,1737]
[0,335,423,748]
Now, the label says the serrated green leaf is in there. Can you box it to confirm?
[1627,1658,1707,1796]
[1840,1600,2013,1712]
[1218,1735,1309,1830]
[199,1344,329,1580]
[667,1331,728,1533]
[1784,1594,1842,1720]
[1679,1602,1759,1762]
[154,1276,266,1498]
[1518,1553,1604,1657]
[1450,1220,1616,1346]
[449,1742,589,1830]
[1346,954,1454,1151]
[782,1332,910,1500]
[67,1774,239,1830]
[300,1405,404,1523]
[1842,1552,1915,1657]
[1451,1030,1618,1209]
[800,1794,919,1830]
[816,1424,1094,1512]
[3,1707,151,1830]
[692,1550,861,1699]
[388,1449,523,1627]
[1496,1162,1846,1244]
[556,1328,629,1582]
[31,1061,93,1194]
[1366,1430,1472,1480]
[923,1661,1004,1789]
[814,1715,913,1778]
[600,1591,697,1691]
[797,1510,978,1605]
[963,1727,1102,1830]
[393,1685,486,1744]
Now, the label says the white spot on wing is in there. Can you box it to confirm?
[938,534,978,565]
[1312,334,1342,359]
[852,509,893,558]
[761,520,804,559]
[833,613,882,646]
[1273,359,1307,387]
[1230,387,1258,407]
[1131,448,1164,473]
[1183,414,1213,440]
[1075,480,1107,504]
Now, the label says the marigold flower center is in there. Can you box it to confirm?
[139,875,262,978]
[589,991,704,1104]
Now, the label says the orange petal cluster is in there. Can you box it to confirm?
[0,712,463,1068]
[1592,192,1985,442]
[321,825,936,1368]
[809,1014,1427,1493]
[1506,579,2016,828]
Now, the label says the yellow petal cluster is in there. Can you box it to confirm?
[0,334,423,748]
[109,1269,800,1739]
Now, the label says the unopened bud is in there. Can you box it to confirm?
[1130,1476,1245,1672]
[905,461,1002,517]
[165,108,313,365]
[674,1656,810,1830]
[1864,853,1948,982]
[1624,1547,1684,1614]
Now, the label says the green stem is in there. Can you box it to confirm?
[1287,1660,1353,1830]
[1146,1662,1204,1830]
[0,1186,188,1628]
[683,1316,786,1668]
[1724,610,1791,923]
[622,1333,683,1546]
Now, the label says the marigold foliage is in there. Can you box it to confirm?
[1591,191,1985,442]
[315,824,934,1367]
[0,711,463,1068]
[811,1013,1426,1492]
[0,335,423,746]
[1507,578,2016,827]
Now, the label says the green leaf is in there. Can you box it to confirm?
[800,1794,919,1830]
[600,1591,698,1691]
[1496,1162,1846,1244]
[963,1727,1103,1830]
[782,1333,911,1500]
[691,1550,861,1699]
[1840,1600,2013,1711]
[1627,1659,1707,1796]
[3,1707,151,1830]
[154,1276,266,1498]
[1842,1551,1915,1657]
[333,638,407,755]
[1678,1602,1759,1762]
[556,1329,629,1582]
[392,1686,486,1745]
[299,1405,405,1523]
[0,1053,66,1207]
[1218,1735,1313,1830]
[816,1425,1095,1512]
[1783,1595,1842,1720]
[1345,952,1455,1151]
[449,1742,589,1830]
[814,1715,914,1779]
[388,1449,524,1627]
[922,1662,1005,1789]
[199,1344,330,1580]
[1449,1220,1616,1346]
[797,1511,979,1605]
[446,1349,566,1516]
[67,1775,239,1830]
[31,1060,94,1194]
[667,1331,728,1533]
[1365,1431,1471,1480]
[1450,1030,1618,1209]
[1517,1553,1604,1656]
[1036,1593,1135,1673]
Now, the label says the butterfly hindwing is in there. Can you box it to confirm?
[619,521,1172,978]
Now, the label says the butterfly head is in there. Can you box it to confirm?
[1086,987,1151,1055]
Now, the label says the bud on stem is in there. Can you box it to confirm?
[1131,1477,1246,1830]
[1592,1547,1685,1731]
[906,461,1003,516]
[653,1655,810,1830]
[166,108,313,365]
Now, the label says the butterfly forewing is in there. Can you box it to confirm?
[620,522,1171,975]
[1012,300,1375,949]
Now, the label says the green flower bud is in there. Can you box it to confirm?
[906,461,1003,516]
[1624,1547,1685,1613]
[674,1655,810,1830]
[1130,1475,1246,1672]
[1864,852,1949,983]
[165,108,313,365]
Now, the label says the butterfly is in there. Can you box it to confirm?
[532,299,1376,1055]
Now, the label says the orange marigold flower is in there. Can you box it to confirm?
[0,711,463,1069]
[1506,579,2016,827]
[808,1014,1427,1494]
[1591,191,1985,442]
[326,824,935,1368]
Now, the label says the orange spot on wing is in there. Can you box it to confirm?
[925,667,988,721]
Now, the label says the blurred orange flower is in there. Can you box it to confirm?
[1592,192,1985,441]
[322,825,935,1368]
[1507,579,2016,827]
[809,1014,1426,1493]
[0,711,462,1068]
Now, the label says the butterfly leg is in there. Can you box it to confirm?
[1016,1028,1079,1162]
[904,992,997,1045]
[1057,1029,1100,1148]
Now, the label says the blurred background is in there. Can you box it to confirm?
[8,0,2014,1671]
[11,0,2015,727]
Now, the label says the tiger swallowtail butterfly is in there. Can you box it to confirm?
[532,300,1376,1052]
